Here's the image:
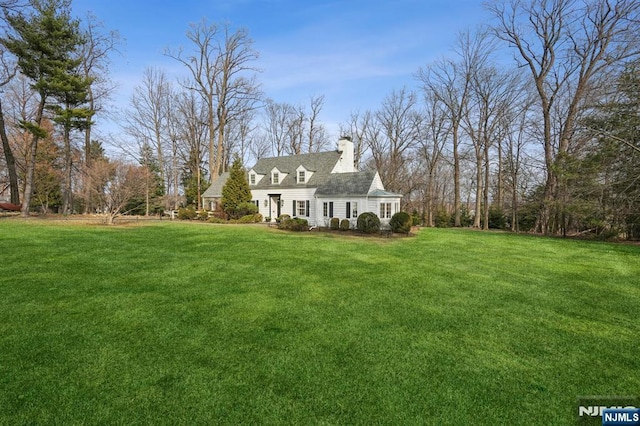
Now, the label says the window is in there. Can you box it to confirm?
[352,202,358,218]
[250,174,256,185]
[298,170,305,183]
[297,201,306,216]
[272,172,279,184]
[346,202,351,219]
[323,202,333,217]
[380,202,391,219]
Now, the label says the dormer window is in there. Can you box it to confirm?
[250,173,256,185]
[298,170,305,183]
[272,172,279,184]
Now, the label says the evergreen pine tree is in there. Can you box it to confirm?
[221,156,252,219]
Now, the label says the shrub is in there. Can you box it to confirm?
[276,214,290,224]
[237,213,263,223]
[412,211,421,226]
[488,206,507,229]
[357,212,381,234]
[339,219,350,231]
[434,210,451,228]
[330,217,340,230]
[197,210,209,221]
[290,218,309,231]
[235,201,258,218]
[208,217,226,224]
[278,217,308,231]
[390,211,412,234]
[177,207,197,220]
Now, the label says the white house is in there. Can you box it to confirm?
[202,137,402,228]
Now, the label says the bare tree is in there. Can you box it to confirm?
[417,92,450,226]
[174,90,208,210]
[166,21,261,181]
[262,99,291,157]
[339,110,372,170]
[503,91,536,231]
[488,0,640,233]
[369,87,422,194]
[89,158,146,224]
[306,94,329,153]
[124,67,170,184]
[78,13,120,213]
[417,49,474,226]
[285,103,305,155]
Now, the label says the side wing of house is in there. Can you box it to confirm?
[315,170,402,228]
[201,172,230,211]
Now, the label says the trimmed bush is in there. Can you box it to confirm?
[278,217,309,231]
[330,217,340,230]
[235,201,258,218]
[197,210,209,221]
[357,212,381,234]
[177,207,197,220]
[390,211,412,234]
[276,214,290,224]
[339,219,350,231]
[238,214,256,223]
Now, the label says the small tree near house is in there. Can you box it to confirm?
[221,156,252,219]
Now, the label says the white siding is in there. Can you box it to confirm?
[315,196,370,228]
[251,188,316,223]
[369,172,385,192]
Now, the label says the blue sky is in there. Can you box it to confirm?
[70,0,489,137]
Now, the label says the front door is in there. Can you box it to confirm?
[269,195,281,221]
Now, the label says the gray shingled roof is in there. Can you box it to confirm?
[251,151,341,189]
[201,172,229,198]
[315,170,378,196]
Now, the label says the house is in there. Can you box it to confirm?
[201,172,229,212]
[202,137,402,228]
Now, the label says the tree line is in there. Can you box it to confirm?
[0,0,638,239]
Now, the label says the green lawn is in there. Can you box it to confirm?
[0,220,638,425]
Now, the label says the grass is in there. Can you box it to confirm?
[0,220,639,425]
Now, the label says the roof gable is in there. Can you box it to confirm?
[251,151,341,189]
[201,172,229,198]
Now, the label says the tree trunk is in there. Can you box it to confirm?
[474,152,482,228]
[21,97,46,217]
[0,100,20,205]
[62,124,72,214]
[452,125,461,227]
[483,141,490,231]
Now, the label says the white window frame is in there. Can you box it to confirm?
[380,202,392,219]
[298,170,305,183]
[272,172,279,184]
[250,174,256,185]
[297,201,306,216]
[352,202,358,218]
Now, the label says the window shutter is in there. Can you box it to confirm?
[292,200,297,217]
[329,202,334,218]
[306,200,310,216]
[346,202,351,219]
